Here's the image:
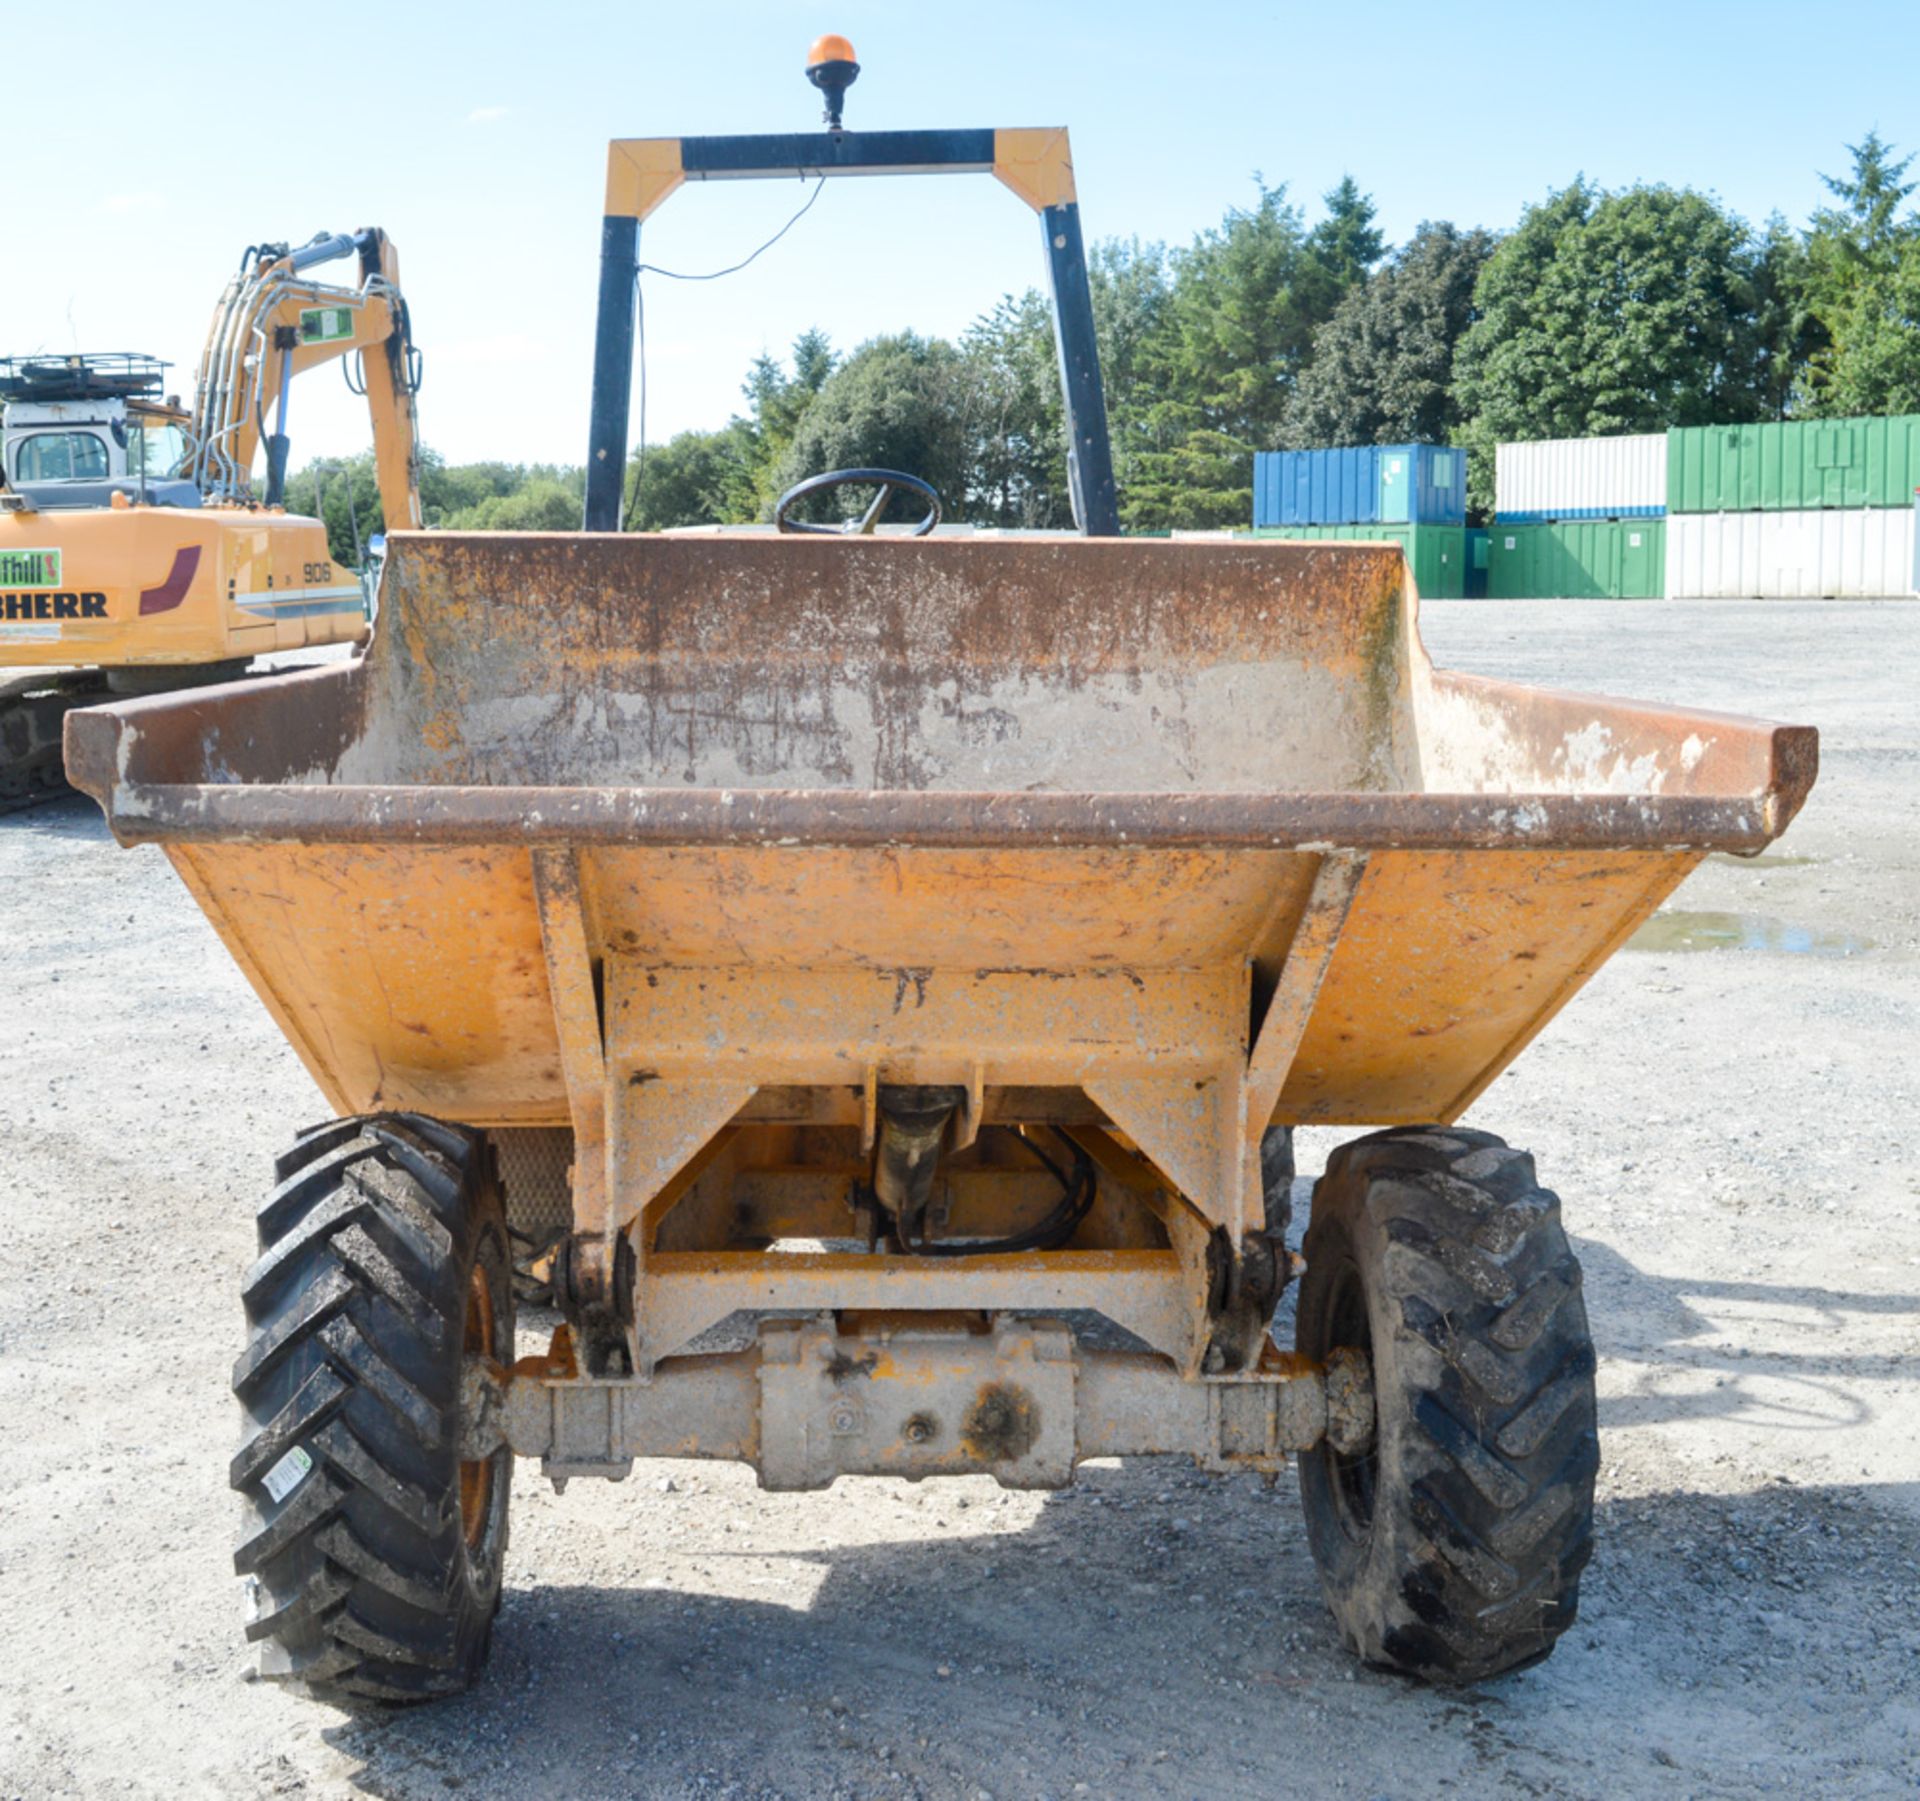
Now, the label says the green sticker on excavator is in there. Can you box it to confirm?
[0,548,59,588]
[300,306,355,345]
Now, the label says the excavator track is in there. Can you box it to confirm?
[0,661,260,815]
[0,669,110,814]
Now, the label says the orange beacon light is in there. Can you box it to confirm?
[805,35,860,128]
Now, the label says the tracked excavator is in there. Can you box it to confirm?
[0,229,421,811]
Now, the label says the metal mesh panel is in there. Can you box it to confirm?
[490,1127,573,1240]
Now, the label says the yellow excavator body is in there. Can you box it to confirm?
[0,503,364,667]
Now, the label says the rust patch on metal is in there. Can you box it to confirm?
[962,1381,1040,1463]
[825,1349,879,1384]
[511,1322,579,1383]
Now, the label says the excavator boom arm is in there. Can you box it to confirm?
[187,229,421,529]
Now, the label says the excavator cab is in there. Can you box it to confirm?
[0,355,198,512]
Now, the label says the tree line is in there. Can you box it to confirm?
[290,132,1920,557]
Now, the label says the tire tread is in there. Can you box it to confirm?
[232,1112,509,1706]
[1297,1126,1598,1684]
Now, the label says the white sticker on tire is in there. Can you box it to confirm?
[261,1444,314,1504]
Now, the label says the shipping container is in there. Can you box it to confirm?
[1250,522,1466,599]
[1665,507,1917,598]
[1254,447,1370,527]
[1487,520,1666,600]
[1667,415,1920,513]
[1252,444,1466,528]
[1494,433,1667,522]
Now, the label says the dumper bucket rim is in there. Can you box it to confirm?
[65,771,1811,853]
[62,534,1818,854]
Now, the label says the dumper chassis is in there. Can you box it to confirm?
[68,100,1816,1708]
[226,1103,1598,1700]
[251,1101,1596,1701]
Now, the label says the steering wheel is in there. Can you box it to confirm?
[775,468,942,537]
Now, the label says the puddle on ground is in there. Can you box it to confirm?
[1628,910,1873,957]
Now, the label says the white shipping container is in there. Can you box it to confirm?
[1666,507,1918,598]
[1495,434,1667,520]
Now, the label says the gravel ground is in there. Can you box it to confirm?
[2,598,1917,1799]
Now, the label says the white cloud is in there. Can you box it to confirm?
[468,106,510,125]
[98,192,164,215]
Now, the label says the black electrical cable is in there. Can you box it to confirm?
[900,1127,1098,1258]
[637,175,827,285]
[903,1162,1094,1257]
[621,176,828,531]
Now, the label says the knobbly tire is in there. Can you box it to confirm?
[231,1114,514,1703]
[1296,1127,1597,1684]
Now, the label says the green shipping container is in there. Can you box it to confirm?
[1487,520,1665,600]
[1668,415,1920,512]
[1248,522,1466,599]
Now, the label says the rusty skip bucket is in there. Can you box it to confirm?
[69,530,1818,1321]
[67,529,1818,1690]
[68,529,1815,1126]
[68,524,1817,1369]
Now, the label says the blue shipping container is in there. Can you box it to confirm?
[1256,446,1373,527]
[1253,444,1466,528]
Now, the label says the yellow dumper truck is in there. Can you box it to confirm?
[70,79,1816,1705]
